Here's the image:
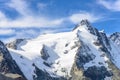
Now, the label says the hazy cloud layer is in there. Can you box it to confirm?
[98,0,120,11]
[69,11,102,24]
[0,29,15,35]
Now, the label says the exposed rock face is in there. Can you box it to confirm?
[83,66,112,80]
[71,42,113,80]
[41,45,50,60]
[70,20,120,80]
[0,40,26,80]
[6,39,24,49]
[0,73,15,80]
[75,41,95,68]
[110,32,120,46]
[33,65,66,80]
[0,73,26,80]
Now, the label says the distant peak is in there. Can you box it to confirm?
[110,32,120,40]
[113,32,120,35]
[110,32,120,46]
[110,32,120,38]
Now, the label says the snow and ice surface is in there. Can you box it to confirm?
[8,31,79,80]
[7,23,120,80]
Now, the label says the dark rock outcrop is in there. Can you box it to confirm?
[83,66,113,80]
[40,45,50,60]
[110,32,120,46]
[0,40,26,80]
[75,42,95,68]
[33,64,66,80]
[6,39,24,49]
[0,73,26,80]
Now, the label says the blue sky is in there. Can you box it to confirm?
[0,0,120,42]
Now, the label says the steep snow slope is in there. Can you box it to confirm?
[7,20,120,80]
[8,32,79,80]
[74,25,109,70]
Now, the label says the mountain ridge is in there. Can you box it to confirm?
[0,20,120,80]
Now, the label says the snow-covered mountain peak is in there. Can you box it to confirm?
[3,20,120,80]
[80,19,90,26]
[73,19,99,37]
[73,19,90,31]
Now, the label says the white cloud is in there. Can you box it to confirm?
[0,29,15,35]
[2,37,16,43]
[0,15,64,28]
[69,11,102,24]
[0,0,64,28]
[0,11,7,21]
[0,0,102,28]
[37,3,48,10]
[14,29,38,39]
[7,0,30,16]
[98,0,120,11]
[1,29,40,43]
[0,10,101,28]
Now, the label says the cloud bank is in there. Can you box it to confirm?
[69,11,101,24]
[0,0,102,28]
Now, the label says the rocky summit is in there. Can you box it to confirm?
[0,20,120,80]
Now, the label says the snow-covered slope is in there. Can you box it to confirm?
[8,31,79,80]
[6,20,120,80]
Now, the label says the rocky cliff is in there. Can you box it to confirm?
[0,40,26,80]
